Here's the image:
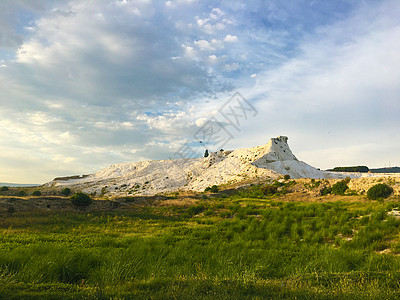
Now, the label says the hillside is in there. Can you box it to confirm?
[45,136,351,197]
[45,136,400,197]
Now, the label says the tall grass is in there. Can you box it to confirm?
[1,199,400,298]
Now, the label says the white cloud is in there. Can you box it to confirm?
[193,38,223,52]
[165,1,174,8]
[137,111,194,133]
[224,62,240,71]
[94,121,135,130]
[211,8,224,18]
[183,45,196,58]
[224,34,238,42]
[196,17,209,27]
[195,117,208,127]
[202,22,225,34]
[194,39,212,51]
[195,8,231,34]
[50,154,76,164]
[208,54,218,62]
[26,111,59,125]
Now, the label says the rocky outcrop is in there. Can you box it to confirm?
[44,136,380,197]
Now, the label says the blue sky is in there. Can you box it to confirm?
[0,0,399,183]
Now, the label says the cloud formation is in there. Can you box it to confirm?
[0,0,399,183]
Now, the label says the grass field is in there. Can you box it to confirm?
[1,189,400,299]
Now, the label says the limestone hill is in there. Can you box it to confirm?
[43,136,375,197]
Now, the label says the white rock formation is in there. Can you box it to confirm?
[43,136,359,196]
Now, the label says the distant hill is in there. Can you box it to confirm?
[370,167,400,173]
[0,182,40,187]
[327,166,370,173]
[326,166,400,174]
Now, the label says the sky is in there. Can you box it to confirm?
[0,0,399,184]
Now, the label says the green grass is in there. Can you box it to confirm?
[1,197,400,298]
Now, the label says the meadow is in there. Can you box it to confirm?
[1,187,400,299]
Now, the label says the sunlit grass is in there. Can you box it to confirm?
[1,195,400,298]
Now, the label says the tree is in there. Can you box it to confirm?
[331,180,348,195]
[70,192,92,206]
[61,188,72,196]
[1,186,9,191]
[204,149,209,157]
[367,184,393,200]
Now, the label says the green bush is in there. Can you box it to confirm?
[32,190,41,196]
[204,209,213,216]
[1,186,9,191]
[261,185,277,196]
[211,185,219,193]
[283,175,291,180]
[187,204,206,216]
[367,184,393,200]
[205,185,219,193]
[331,180,349,195]
[320,186,332,196]
[17,190,27,197]
[70,192,92,206]
[61,188,72,196]
[304,179,322,190]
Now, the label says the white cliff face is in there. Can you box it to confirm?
[44,136,367,196]
[254,136,298,163]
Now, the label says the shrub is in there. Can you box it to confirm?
[304,179,321,190]
[220,211,232,218]
[205,185,219,193]
[367,183,393,200]
[1,186,9,191]
[71,192,92,206]
[61,188,72,196]
[187,204,206,216]
[261,185,277,196]
[17,190,27,197]
[283,175,291,180]
[331,180,349,195]
[204,149,209,157]
[320,186,332,196]
[210,185,219,193]
[204,209,213,216]
[32,190,41,196]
